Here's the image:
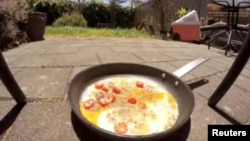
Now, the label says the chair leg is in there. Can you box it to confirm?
[0,52,27,105]
[207,30,228,49]
[224,30,233,56]
[208,28,250,106]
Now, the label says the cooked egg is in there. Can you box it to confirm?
[79,75,179,136]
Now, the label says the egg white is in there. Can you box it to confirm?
[80,74,179,135]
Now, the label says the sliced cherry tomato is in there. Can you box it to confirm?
[138,102,146,109]
[112,87,121,94]
[127,98,137,104]
[107,95,116,103]
[101,86,109,92]
[114,122,128,135]
[95,83,104,89]
[98,97,109,107]
[136,81,144,88]
[83,99,95,110]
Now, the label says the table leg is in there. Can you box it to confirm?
[208,28,250,106]
[0,52,27,105]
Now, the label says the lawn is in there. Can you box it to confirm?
[45,26,155,38]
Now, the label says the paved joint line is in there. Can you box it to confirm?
[9,65,90,69]
[24,98,66,104]
[95,52,103,64]
[184,69,229,83]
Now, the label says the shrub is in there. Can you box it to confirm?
[83,2,110,27]
[116,7,135,28]
[0,0,29,50]
[52,12,87,27]
[32,0,82,25]
[176,7,190,18]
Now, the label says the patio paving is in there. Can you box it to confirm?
[1,37,250,141]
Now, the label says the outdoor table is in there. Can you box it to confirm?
[208,0,250,56]
[208,26,250,124]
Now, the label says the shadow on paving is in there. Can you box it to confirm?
[188,79,243,125]
[71,111,191,141]
[0,103,25,136]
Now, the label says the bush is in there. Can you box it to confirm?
[116,7,135,28]
[52,12,87,27]
[0,0,29,50]
[176,7,190,18]
[32,0,82,25]
[83,2,110,27]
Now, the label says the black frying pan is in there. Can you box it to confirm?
[68,57,209,141]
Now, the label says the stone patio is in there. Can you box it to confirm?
[1,37,250,141]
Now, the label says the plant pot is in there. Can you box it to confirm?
[27,12,47,41]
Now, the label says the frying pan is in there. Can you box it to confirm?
[68,57,209,141]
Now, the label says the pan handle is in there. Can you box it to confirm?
[172,57,210,78]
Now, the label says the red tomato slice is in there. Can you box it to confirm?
[127,98,137,104]
[107,95,116,103]
[98,97,109,107]
[101,86,109,92]
[83,99,95,110]
[95,83,104,89]
[138,103,146,109]
[136,81,144,88]
[114,122,128,135]
[112,87,121,94]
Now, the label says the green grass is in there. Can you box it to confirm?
[45,26,154,38]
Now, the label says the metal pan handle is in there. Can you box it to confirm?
[172,57,210,78]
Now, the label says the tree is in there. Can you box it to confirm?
[131,0,143,8]
[108,0,128,25]
[148,0,176,31]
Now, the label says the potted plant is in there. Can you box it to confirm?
[26,0,48,41]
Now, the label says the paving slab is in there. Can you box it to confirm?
[69,66,92,81]
[141,62,194,82]
[3,56,22,66]
[48,52,100,67]
[194,75,250,123]
[216,70,250,93]
[216,85,250,124]
[241,68,250,78]
[110,46,142,52]
[2,37,250,140]
[45,45,80,54]
[5,68,72,99]
[157,47,190,52]
[0,100,17,141]
[187,94,231,141]
[0,68,21,85]
[133,52,175,62]
[0,84,15,99]
[212,56,234,66]
[98,52,143,63]
[9,54,55,68]
[142,62,178,73]
[161,52,195,60]
[168,60,218,79]
[137,46,161,52]
[5,102,79,141]
[203,58,231,72]
[17,47,52,55]
[2,47,26,57]
[79,46,114,54]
